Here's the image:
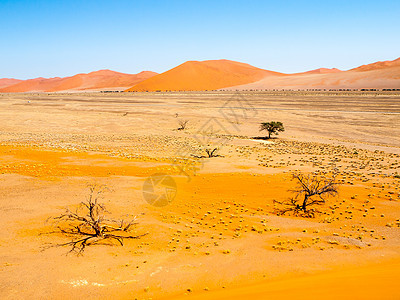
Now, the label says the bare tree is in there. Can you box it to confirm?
[47,185,146,255]
[275,173,339,216]
[177,119,189,130]
[205,147,219,158]
[192,146,221,158]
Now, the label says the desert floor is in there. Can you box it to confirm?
[0,91,399,299]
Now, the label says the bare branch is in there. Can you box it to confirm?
[274,172,339,217]
[46,185,145,255]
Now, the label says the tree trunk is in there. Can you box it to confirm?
[268,131,271,139]
[302,195,308,212]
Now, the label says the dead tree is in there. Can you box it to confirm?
[192,147,222,159]
[205,147,219,158]
[275,173,339,216]
[47,185,146,255]
[177,119,189,130]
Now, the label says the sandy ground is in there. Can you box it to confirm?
[0,91,399,299]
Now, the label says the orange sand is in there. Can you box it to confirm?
[168,259,400,300]
[0,145,179,179]
[0,90,399,299]
[1,142,399,299]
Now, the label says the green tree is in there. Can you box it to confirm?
[260,121,285,139]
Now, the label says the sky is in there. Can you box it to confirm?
[1,0,399,79]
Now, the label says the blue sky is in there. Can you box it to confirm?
[1,0,399,79]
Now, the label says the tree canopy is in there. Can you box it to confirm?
[260,121,285,139]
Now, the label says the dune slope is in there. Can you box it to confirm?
[125,59,281,92]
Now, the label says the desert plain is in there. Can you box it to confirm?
[0,91,399,299]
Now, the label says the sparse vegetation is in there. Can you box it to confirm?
[2,91,400,298]
[48,185,146,255]
[260,121,285,139]
[177,119,189,130]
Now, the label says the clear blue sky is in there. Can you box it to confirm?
[1,0,399,79]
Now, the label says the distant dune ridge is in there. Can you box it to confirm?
[229,57,400,90]
[0,78,23,89]
[0,70,157,93]
[292,68,343,75]
[1,57,399,93]
[351,57,400,72]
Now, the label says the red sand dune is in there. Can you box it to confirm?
[228,57,400,90]
[0,78,23,89]
[0,70,157,93]
[125,59,281,92]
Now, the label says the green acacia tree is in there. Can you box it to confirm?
[260,121,285,139]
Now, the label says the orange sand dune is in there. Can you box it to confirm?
[228,57,400,90]
[0,78,22,89]
[0,70,157,93]
[125,59,281,92]
[351,57,400,72]
[3,57,400,93]
[127,57,400,92]
[292,67,342,75]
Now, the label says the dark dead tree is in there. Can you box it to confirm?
[47,185,146,255]
[274,173,339,217]
[205,147,219,158]
[192,146,222,159]
[177,119,189,130]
